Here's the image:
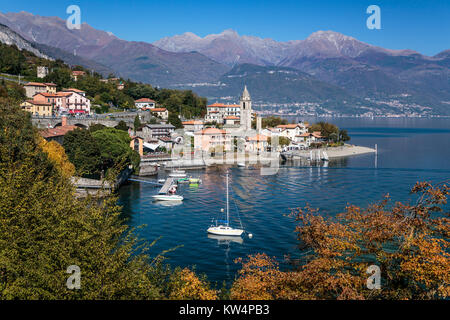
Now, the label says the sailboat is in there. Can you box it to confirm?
[207,172,244,236]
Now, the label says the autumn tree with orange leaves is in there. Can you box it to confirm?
[231,182,449,300]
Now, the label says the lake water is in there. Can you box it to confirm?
[118,117,450,285]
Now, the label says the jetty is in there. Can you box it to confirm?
[158,177,175,194]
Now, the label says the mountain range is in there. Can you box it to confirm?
[0,11,449,115]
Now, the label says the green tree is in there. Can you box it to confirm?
[309,122,339,142]
[115,120,129,131]
[339,129,350,142]
[0,103,165,299]
[134,115,142,131]
[44,68,73,90]
[63,128,102,177]
[89,123,106,133]
[91,127,140,173]
[168,113,183,129]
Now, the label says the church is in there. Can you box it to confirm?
[204,86,255,132]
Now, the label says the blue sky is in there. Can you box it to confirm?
[1,0,449,55]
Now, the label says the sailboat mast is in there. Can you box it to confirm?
[226,172,229,226]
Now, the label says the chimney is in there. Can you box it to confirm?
[62,116,67,127]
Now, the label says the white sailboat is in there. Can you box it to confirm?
[207,172,244,237]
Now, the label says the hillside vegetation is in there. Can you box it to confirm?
[0,42,207,118]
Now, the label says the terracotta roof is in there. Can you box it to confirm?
[135,98,156,103]
[150,108,167,112]
[71,71,86,75]
[56,92,73,97]
[64,88,85,93]
[276,124,302,129]
[247,134,268,142]
[40,125,77,138]
[207,103,240,108]
[225,116,239,120]
[182,120,204,125]
[44,83,57,86]
[24,100,52,106]
[297,132,310,137]
[194,127,227,135]
[25,82,46,87]
[312,131,322,138]
[34,92,58,97]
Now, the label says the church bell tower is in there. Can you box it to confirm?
[239,85,252,131]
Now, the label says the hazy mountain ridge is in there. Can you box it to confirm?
[0,11,448,115]
[0,11,230,86]
[0,22,50,59]
[156,29,449,114]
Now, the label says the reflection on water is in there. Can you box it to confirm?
[118,118,450,285]
[153,200,183,207]
[207,234,244,245]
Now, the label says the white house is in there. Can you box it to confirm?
[135,98,156,109]
[149,107,169,120]
[276,123,308,141]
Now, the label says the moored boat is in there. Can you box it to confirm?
[207,171,244,237]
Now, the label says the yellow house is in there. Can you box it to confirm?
[20,100,53,116]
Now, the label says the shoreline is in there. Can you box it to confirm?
[285,144,376,159]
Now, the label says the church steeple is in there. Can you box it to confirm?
[241,85,251,101]
[239,85,252,131]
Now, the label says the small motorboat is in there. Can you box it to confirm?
[188,178,201,184]
[152,194,184,201]
[237,162,245,167]
[158,179,166,184]
[169,169,187,178]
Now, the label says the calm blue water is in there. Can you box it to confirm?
[118,117,450,285]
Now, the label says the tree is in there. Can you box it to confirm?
[134,115,142,131]
[309,122,339,142]
[0,103,216,300]
[268,136,290,147]
[89,123,106,133]
[232,182,450,300]
[91,127,140,174]
[168,113,183,129]
[63,128,102,177]
[114,120,129,131]
[44,68,73,90]
[38,137,75,178]
[167,268,218,300]
[0,104,162,299]
[339,129,350,142]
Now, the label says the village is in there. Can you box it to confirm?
[21,68,330,169]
